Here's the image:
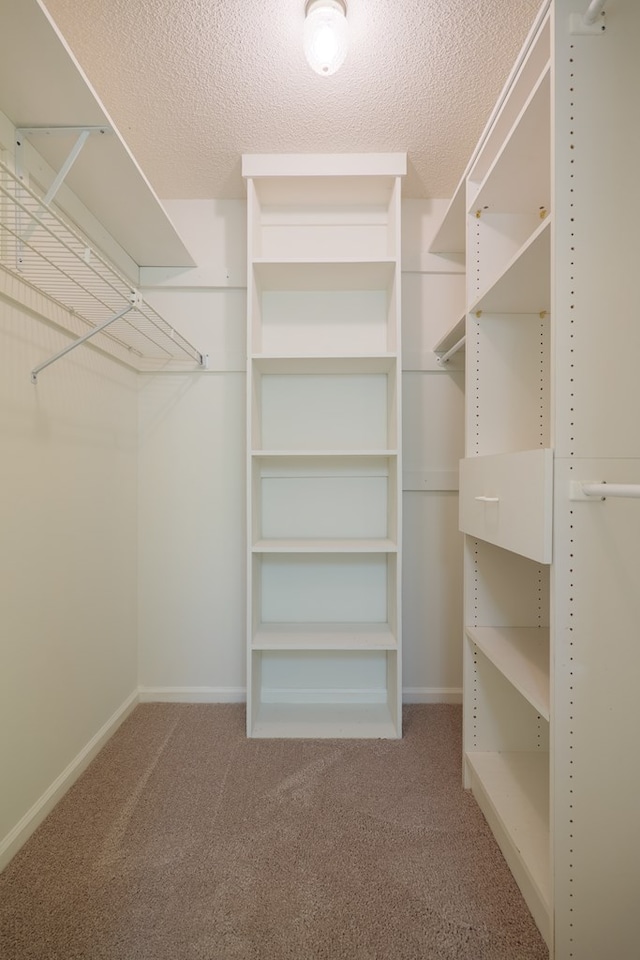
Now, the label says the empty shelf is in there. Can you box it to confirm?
[252,622,397,650]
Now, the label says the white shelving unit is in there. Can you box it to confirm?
[243,153,405,739]
[434,1,640,956]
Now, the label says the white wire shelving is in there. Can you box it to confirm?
[0,159,206,380]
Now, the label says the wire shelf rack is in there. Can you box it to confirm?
[0,159,206,379]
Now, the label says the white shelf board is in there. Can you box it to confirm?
[433,315,466,354]
[0,0,194,267]
[428,180,466,255]
[250,701,399,739]
[252,355,396,375]
[466,626,549,720]
[252,538,398,554]
[470,218,550,315]
[253,260,396,290]
[469,15,550,187]
[243,152,406,182]
[253,622,397,651]
[466,751,551,944]
[252,449,398,458]
[470,65,551,215]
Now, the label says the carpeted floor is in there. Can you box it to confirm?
[0,704,548,960]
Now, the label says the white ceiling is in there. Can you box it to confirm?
[40,0,541,201]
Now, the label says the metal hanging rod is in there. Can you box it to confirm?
[583,0,607,26]
[570,0,607,34]
[436,336,465,365]
[570,481,640,501]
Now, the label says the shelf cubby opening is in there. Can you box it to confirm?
[249,648,400,739]
[470,217,550,316]
[248,175,398,262]
[250,260,397,356]
[464,538,550,629]
[464,642,550,942]
[466,625,549,720]
[469,212,549,310]
[252,552,397,629]
[468,13,550,195]
[251,358,398,452]
[251,455,398,546]
[467,310,550,456]
[468,65,550,216]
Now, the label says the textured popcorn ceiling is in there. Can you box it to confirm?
[42,0,541,200]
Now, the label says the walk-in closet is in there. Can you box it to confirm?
[1,1,638,958]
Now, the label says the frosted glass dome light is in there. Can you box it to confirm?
[304,0,348,76]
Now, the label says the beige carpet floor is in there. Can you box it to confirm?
[0,704,548,959]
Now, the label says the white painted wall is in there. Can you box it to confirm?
[0,296,139,865]
[138,197,465,702]
[0,182,465,869]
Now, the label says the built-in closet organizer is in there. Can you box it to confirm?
[243,154,405,739]
[430,1,640,957]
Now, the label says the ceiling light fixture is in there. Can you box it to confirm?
[304,0,348,76]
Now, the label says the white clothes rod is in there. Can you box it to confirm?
[570,481,640,501]
[437,336,465,364]
[583,0,607,26]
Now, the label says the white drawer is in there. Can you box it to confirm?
[459,449,553,563]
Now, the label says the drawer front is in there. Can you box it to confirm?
[459,449,553,563]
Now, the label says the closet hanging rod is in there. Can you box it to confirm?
[437,336,465,364]
[583,0,607,26]
[570,481,640,501]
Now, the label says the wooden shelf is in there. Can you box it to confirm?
[428,180,466,255]
[471,218,550,315]
[466,751,550,944]
[433,314,466,356]
[252,622,397,651]
[466,626,549,719]
[252,355,397,375]
[253,260,396,290]
[252,538,398,554]
[251,701,399,739]
[252,449,398,458]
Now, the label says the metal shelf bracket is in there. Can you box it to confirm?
[15,126,112,209]
[31,296,138,384]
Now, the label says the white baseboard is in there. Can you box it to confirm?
[0,689,139,873]
[403,687,462,704]
[137,686,462,705]
[138,686,246,703]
